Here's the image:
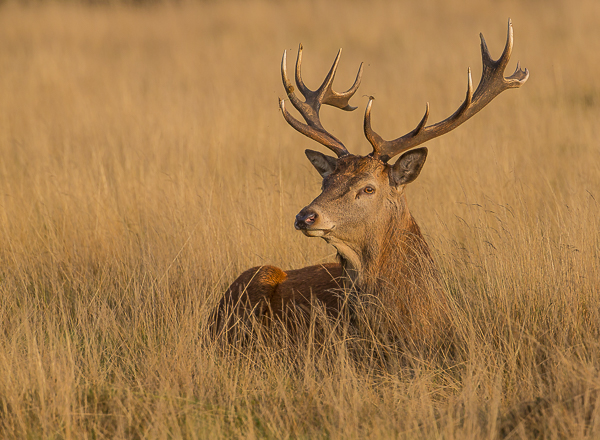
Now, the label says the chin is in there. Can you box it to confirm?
[302,229,326,237]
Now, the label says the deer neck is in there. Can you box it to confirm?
[332,195,431,293]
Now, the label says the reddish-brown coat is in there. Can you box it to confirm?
[213,27,527,340]
[214,263,345,332]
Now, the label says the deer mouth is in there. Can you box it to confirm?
[295,209,335,237]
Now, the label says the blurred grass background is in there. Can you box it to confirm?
[0,0,599,438]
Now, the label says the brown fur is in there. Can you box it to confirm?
[215,34,528,343]
[214,263,345,334]
[213,153,450,342]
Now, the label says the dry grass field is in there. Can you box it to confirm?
[0,0,599,438]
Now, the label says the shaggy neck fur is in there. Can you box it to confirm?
[330,192,445,340]
[328,192,432,294]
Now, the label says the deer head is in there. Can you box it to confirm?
[280,20,529,285]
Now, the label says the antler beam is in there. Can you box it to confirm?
[279,45,364,158]
[364,19,529,162]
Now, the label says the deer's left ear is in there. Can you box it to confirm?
[305,149,338,178]
[389,147,428,186]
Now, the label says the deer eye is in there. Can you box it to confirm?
[363,186,375,194]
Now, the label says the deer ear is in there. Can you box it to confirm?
[390,147,428,186]
[305,149,337,178]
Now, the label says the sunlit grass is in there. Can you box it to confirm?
[0,1,599,438]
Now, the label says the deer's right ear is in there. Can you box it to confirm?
[389,147,428,187]
[305,149,337,178]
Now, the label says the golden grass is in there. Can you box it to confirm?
[0,0,599,438]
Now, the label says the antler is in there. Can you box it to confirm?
[279,44,364,158]
[364,19,529,162]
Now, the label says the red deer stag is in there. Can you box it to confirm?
[214,20,528,338]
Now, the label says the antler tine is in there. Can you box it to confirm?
[280,45,363,157]
[365,96,430,162]
[366,19,529,162]
[364,97,386,159]
[281,49,308,120]
[318,49,364,111]
[294,44,309,97]
[279,98,347,157]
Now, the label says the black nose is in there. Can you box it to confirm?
[295,208,318,230]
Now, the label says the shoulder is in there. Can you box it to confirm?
[285,263,342,280]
